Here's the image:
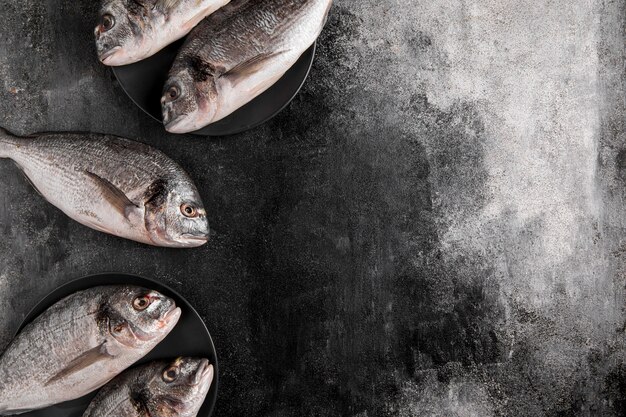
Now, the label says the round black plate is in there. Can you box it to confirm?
[112,39,316,136]
[14,273,218,417]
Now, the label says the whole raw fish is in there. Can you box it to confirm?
[161,0,333,133]
[0,127,209,247]
[0,286,181,415]
[95,0,231,66]
[83,358,213,417]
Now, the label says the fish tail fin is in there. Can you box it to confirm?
[0,126,23,159]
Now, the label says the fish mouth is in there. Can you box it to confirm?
[165,109,216,134]
[159,306,182,328]
[163,114,189,134]
[183,234,209,241]
[178,233,209,247]
[99,46,122,64]
[192,360,214,387]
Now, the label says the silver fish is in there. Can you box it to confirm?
[161,0,333,133]
[96,0,231,66]
[0,286,181,415]
[83,358,213,417]
[0,127,209,247]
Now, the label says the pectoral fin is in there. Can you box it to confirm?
[154,0,182,12]
[45,344,114,386]
[85,171,139,219]
[224,51,287,87]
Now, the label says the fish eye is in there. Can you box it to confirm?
[101,14,115,31]
[162,366,179,382]
[180,203,198,218]
[132,295,151,311]
[166,85,180,101]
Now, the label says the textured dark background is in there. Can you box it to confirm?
[1,1,625,416]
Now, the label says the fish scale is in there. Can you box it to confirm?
[163,0,333,132]
[187,0,320,62]
[96,0,231,66]
[83,359,213,417]
[0,286,181,415]
[0,128,209,247]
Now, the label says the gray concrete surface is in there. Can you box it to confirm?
[0,0,625,416]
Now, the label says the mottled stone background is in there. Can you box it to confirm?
[0,1,625,416]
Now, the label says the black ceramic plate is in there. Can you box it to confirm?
[15,273,218,417]
[112,39,316,136]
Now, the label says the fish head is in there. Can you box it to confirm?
[103,286,181,349]
[161,61,219,134]
[144,358,214,417]
[143,178,210,248]
[95,0,153,66]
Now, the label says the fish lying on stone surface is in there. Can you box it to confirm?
[0,127,210,247]
[96,0,231,66]
[0,286,181,415]
[161,0,333,133]
[83,357,213,417]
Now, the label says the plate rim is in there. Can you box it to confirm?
[111,42,316,137]
[16,272,219,417]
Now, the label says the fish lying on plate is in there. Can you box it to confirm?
[0,127,209,247]
[95,0,231,66]
[0,286,181,415]
[83,357,214,417]
[161,0,333,133]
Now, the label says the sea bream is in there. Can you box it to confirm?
[0,286,181,415]
[83,358,214,417]
[95,0,231,66]
[0,127,209,247]
[161,0,333,133]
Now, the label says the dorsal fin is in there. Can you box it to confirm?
[0,126,26,159]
